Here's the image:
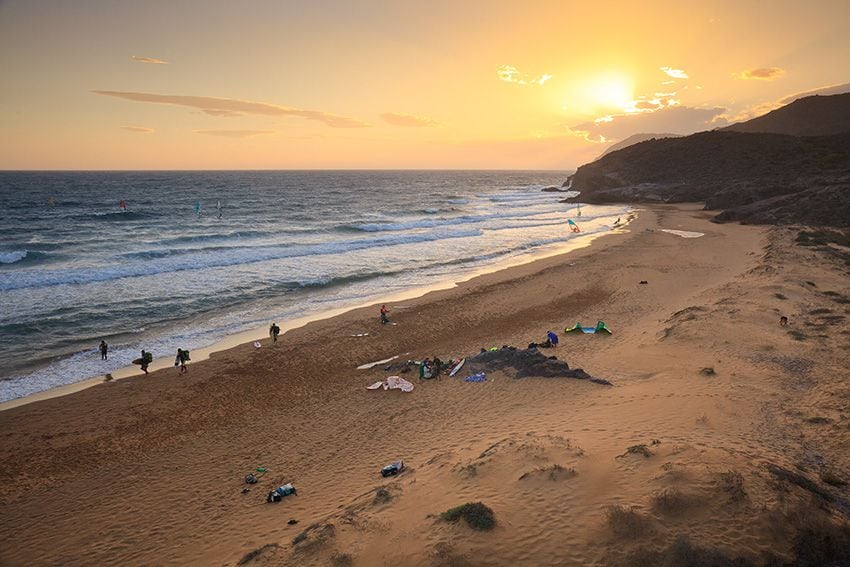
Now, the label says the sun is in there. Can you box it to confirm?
[565,74,636,114]
[586,74,635,110]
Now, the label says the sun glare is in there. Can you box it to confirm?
[572,74,636,113]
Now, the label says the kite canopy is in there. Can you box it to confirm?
[564,320,612,334]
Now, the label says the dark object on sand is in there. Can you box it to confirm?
[780,316,788,326]
[640,280,648,284]
[267,483,297,503]
[288,519,299,525]
[467,347,611,385]
[381,460,405,477]
[245,474,258,484]
[700,367,716,376]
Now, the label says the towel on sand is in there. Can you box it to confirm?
[465,372,487,382]
[366,376,414,392]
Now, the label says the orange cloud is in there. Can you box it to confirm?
[93,90,371,128]
[131,55,169,64]
[120,126,154,133]
[570,106,727,143]
[660,66,688,79]
[734,67,785,80]
[193,130,274,138]
[779,81,850,104]
[497,65,552,86]
[380,112,439,127]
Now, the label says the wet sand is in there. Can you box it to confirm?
[2,203,849,566]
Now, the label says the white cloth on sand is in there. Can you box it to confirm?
[366,376,414,392]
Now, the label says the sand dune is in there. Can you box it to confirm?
[2,204,849,566]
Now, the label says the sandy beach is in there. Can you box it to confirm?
[2,203,849,566]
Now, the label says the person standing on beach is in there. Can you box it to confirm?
[140,349,151,375]
[175,348,188,374]
[99,340,108,361]
[269,322,281,343]
[380,305,390,324]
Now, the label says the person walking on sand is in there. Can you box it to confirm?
[99,340,108,361]
[175,348,188,374]
[140,349,151,375]
[269,322,281,343]
[380,304,390,325]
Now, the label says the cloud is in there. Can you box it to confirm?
[570,105,727,143]
[734,67,785,81]
[497,65,552,86]
[380,112,439,127]
[723,81,850,123]
[131,55,169,64]
[660,67,688,79]
[779,81,850,104]
[120,126,154,133]
[93,90,371,128]
[193,130,274,138]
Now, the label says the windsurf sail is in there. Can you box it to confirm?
[567,219,581,233]
[216,200,222,218]
[195,200,202,216]
[119,199,126,211]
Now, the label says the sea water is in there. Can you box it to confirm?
[0,171,628,402]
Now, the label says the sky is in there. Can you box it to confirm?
[1,0,849,170]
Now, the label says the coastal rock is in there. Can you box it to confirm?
[541,186,568,192]
[565,93,850,227]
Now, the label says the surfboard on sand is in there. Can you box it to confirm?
[357,355,399,370]
[449,358,466,377]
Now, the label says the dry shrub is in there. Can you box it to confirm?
[292,523,336,554]
[651,488,693,514]
[625,534,752,566]
[330,552,354,566]
[441,502,496,531]
[373,487,392,504]
[719,471,748,502]
[237,543,279,565]
[606,504,652,538]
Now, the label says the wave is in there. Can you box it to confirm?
[74,211,155,222]
[0,250,27,264]
[350,207,556,232]
[0,228,483,291]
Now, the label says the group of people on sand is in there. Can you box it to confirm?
[97,342,188,376]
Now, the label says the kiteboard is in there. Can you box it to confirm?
[357,355,399,370]
[448,358,466,377]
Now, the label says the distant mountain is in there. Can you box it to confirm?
[724,92,850,136]
[598,133,681,159]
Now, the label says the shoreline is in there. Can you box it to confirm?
[0,215,632,412]
[5,202,847,566]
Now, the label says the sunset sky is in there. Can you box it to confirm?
[1,0,848,170]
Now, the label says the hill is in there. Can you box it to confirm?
[598,133,680,159]
[566,94,850,226]
[724,92,850,136]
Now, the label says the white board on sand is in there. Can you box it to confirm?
[357,355,399,370]
[660,229,704,238]
[449,358,466,377]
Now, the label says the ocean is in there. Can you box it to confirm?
[0,171,628,402]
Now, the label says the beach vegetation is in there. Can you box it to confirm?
[440,502,496,531]
[373,487,392,505]
[618,444,653,458]
[237,543,279,565]
[819,469,847,487]
[651,488,692,514]
[719,471,748,502]
[605,504,652,538]
[330,552,354,566]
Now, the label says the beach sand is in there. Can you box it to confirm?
[2,203,849,566]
